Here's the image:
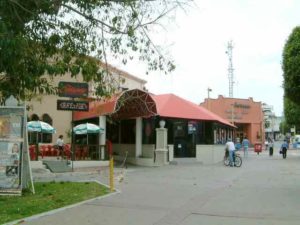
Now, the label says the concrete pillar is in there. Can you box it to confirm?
[99,116,106,160]
[155,128,168,166]
[135,117,142,158]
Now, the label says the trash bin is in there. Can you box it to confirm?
[254,143,262,155]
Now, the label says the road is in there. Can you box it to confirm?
[18,146,300,225]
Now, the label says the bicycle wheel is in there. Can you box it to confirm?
[234,156,242,167]
[224,156,230,166]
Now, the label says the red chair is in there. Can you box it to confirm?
[40,145,46,158]
[64,148,71,160]
[75,146,82,160]
[29,145,36,160]
[82,146,88,160]
[51,146,58,157]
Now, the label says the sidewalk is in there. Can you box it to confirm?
[14,151,300,224]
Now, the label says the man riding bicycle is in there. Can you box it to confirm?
[225,138,236,167]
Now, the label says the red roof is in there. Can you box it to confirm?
[152,94,234,127]
[73,89,234,127]
[73,96,118,121]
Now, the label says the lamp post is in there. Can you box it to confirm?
[207,87,212,110]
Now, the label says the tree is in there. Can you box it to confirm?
[0,0,191,103]
[284,97,300,129]
[282,26,300,104]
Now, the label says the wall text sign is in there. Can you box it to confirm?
[57,100,89,111]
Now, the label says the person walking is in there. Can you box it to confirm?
[280,139,289,159]
[242,136,250,158]
[225,138,236,167]
[56,135,64,159]
[269,138,274,156]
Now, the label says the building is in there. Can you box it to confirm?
[200,95,264,145]
[262,103,281,140]
[26,60,235,165]
[27,62,147,144]
[73,90,235,164]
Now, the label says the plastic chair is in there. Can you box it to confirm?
[29,145,36,160]
[82,146,88,160]
[75,147,82,160]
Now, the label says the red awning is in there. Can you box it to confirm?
[73,89,157,121]
[74,90,234,127]
[73,96,118,121]
[152,94,234,127]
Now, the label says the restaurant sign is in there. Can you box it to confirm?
[58,82,88,98]
[57,100,89,111]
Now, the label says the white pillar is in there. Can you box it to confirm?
[135,117,142,158]
[99,116,106,160]
[155,128,168,166]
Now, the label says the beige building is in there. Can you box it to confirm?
[27,62,146,144]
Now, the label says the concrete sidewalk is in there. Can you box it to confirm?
[12,150,300,224]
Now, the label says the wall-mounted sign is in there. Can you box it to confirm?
[57,100,89,111]
[58,82,88,98]
[233,102,250,109]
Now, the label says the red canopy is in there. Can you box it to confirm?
[74,89,234,127]
[152,94,234,127]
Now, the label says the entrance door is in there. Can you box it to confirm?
[173,121,197,157]
[173,121,187,157]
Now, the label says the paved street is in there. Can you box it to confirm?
[18,147,300,225]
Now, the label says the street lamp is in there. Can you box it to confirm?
[207,87,212,110]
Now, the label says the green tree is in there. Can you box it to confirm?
[0,0,191,103]
[282,26,300,104]
[284,97,300,128]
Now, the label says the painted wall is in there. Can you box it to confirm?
[201,95,264,144]
[196,144,225,164]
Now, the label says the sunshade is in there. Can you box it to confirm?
[73,123,104,135]
[27,121,56,133]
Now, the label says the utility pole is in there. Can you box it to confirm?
[226,40,234,98]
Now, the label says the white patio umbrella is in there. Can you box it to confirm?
[73,123,104,145]
[27,121,56,133]
[73,123,104,135]
[27,121,56,160]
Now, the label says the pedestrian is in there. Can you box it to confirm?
[265,139,269,151]
[280,139,288,159]
[225,138,236,167]
[242,136,250,158]
[56,135,64,159]
[269,138,274,156]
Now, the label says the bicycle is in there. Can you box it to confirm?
[224,150,242,167]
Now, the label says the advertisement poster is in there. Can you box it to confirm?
[0,108,23,194]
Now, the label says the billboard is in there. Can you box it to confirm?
[58,82,88,98]
[0,107,24,195]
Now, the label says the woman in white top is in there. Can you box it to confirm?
[56,135,64,159]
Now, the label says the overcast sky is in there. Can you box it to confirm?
[114,0,300,116]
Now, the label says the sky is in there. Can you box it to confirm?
[113,0,300,116]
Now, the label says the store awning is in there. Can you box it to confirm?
[73,89,157,121]
[74,89,234,127]
[152,94,235,127]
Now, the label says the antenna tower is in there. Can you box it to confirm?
[226,40,234,98]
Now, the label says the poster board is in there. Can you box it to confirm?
[0,106,25,195]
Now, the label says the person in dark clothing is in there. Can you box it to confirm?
[280,139,289,159]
